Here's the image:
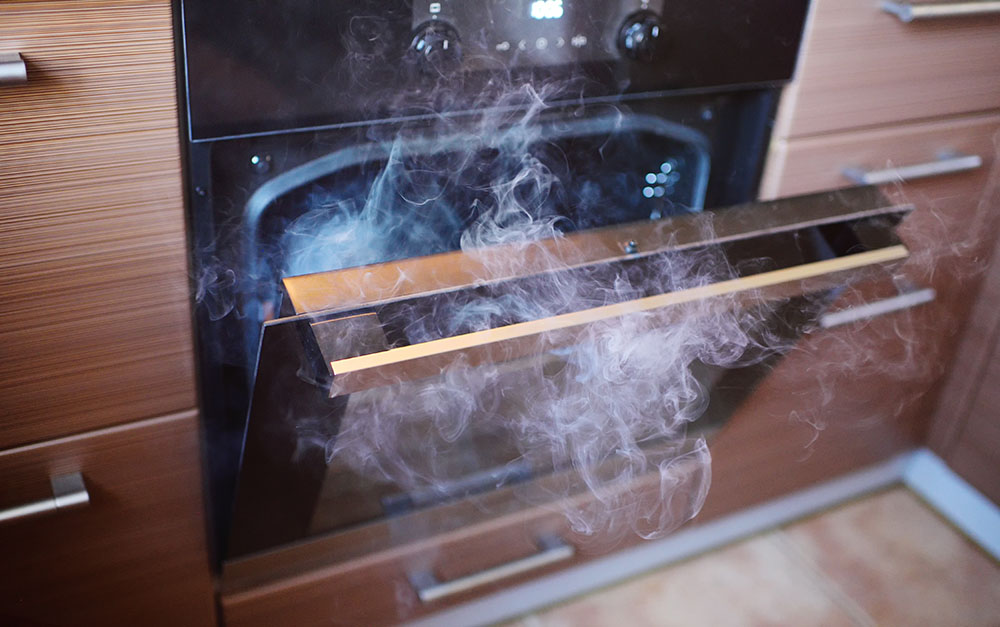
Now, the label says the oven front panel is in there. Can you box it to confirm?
[180,0,809,139]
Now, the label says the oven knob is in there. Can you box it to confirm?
[410,21,462,75]
[618,11,662,62]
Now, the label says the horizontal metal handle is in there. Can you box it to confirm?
[0,52,27,86]
[410,536,575,603]
[843,153,982,185]
[819,287,935,328]
[880,1,1000,22]
[0,472,90,524]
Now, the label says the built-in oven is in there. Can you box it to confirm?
[176,0,915,612]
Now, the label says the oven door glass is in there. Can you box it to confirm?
[226,185,913,560]
[239,114,710,357]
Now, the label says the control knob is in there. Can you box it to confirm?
[618,11,662,62]
[410,21,462,76]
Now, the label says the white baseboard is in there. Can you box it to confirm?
[902,449,1000,560]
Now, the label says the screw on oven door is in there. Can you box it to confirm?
[624,240,639,254]
[250,154,272,174]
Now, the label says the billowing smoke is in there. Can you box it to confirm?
[286,84,795,541]
[194,58,1000,545]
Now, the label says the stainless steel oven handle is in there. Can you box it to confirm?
[880,1,1000,22]
[0,472,90,525]
[0,52,27,86]
[819,286,935,329]
[409,535,575,603]
[843,153,982,185]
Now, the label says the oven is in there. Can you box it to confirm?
[176,0,914,613]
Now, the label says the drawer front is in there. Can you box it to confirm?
[0,411,216,626]
[762,112,1000,200]
[223,512,573,626]
[778,0,1000,138]
[0,0,195,448]
[760,112,1000,287]
[0,1,178,142]
[222,472,688,627]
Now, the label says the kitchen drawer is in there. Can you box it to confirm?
[0,1,178,142]
[0,411,215,626]
[762,112,1000,200]
[221,460,695,627]
[776,0,1000,138]
[0,0,196,448]
[760,113,1000,285]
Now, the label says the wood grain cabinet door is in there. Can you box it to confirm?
[734,114,1000,514]
[777,0,1000,138]
[0,411,216,626]
[0,0,196,449]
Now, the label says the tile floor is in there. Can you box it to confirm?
[503,487,1000,626]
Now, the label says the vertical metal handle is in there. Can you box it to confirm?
[880,1,1000,22]
[409,535,575,603]
[0,52,27,86]
[0,473,90,524]
[843,153,982,185]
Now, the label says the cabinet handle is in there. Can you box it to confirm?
[843,153,982,185]
[0,52,27,86]
[819,286,936,328]
[409,536,575,603]
[880,1,1000,22]
[0,472,90,524]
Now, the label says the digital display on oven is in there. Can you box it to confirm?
[412,0,637,68]
[529,0,565,20]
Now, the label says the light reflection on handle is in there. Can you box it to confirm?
[880,1,1000,22]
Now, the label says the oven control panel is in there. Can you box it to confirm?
[409,0,665,73]
[181,0,810,139]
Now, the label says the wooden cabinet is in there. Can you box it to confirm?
[0,0,195,449]
[0,2,215,624]
[760,0,1000,509]
[775,0,1000,138]
[0,412,216,626]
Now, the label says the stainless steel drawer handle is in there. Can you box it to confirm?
[880,1,1000,22]
[819,286,935,328]
[0,472,90,524]
[843,152,982,185]
[0,52,27,86]
[409,536,575,603]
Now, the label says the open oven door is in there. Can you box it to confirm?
[225,185,920,563]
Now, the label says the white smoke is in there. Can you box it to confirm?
[295,85,794,541]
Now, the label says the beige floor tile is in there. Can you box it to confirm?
[531,534,857,627]
[783,487,1000,627]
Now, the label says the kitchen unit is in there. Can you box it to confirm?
[0,1,997,626]
[759,0,1000,508]
[0,2,215,625]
